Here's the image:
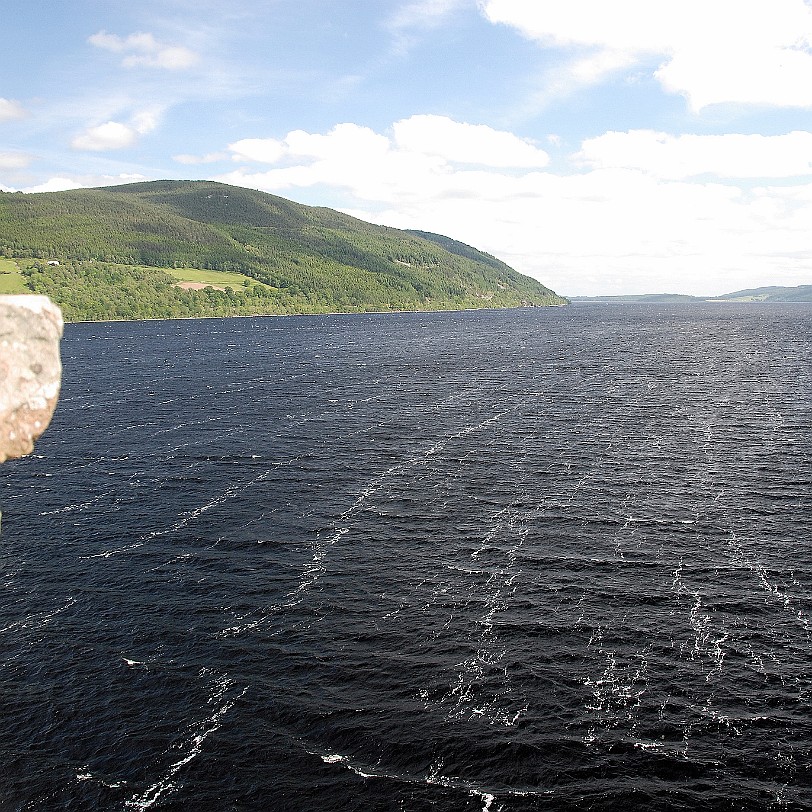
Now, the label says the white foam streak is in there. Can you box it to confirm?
[123,675,247,811]
[39,492,109,515]
[432,503,529,727]
[220,407,518,639]
[145,469,272,541]
[82,467,276,560]
[725,531,811,633]
[82,542,145,560]
[0,596,77,634]
[312,750,547,806]
[582,621,651,746]
[671,560,728,677]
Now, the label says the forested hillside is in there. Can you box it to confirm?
[714,285,812,302]
[572,285,812,304]
[0,180,565,321]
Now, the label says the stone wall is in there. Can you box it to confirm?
[0,296,63,463]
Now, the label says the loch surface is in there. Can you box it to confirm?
[1,304,811,811]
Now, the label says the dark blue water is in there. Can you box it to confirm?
[1,304,811,811]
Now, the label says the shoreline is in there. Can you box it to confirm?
[60,298,812,326]
[60,302,567,326]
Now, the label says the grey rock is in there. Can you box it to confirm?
[0,296,63,463]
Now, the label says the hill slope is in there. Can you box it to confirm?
[571,285,812,303]
[711,285,812,302]
[0,180,565,321]
[570,293,699,303]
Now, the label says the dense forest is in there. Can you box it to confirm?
[0,180,566,321]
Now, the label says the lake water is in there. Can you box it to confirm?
[1,304,811,811]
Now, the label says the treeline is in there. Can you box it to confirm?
[21,260,542,322]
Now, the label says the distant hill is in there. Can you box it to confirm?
[710,285,812,302]
[0,180,565,322]
[572,285,812,304]
[570,293,699,303]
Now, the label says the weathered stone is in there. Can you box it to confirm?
[0,296,63,463]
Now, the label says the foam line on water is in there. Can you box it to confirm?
[0,596,76,635]
[39,492,111,516]
[671,559,728,678]
[142,469,274,541]
[79,464,288,560]
[433,506,529,727]
[123,672,247,811]
[725,530,812,634]
[218,404,519,638]
[309,749,550,806]
[581,623,652,747]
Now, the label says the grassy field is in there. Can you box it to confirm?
[0,258,30,294]
[165,267,258,288]
[0,260,263,298]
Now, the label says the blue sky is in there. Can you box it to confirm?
[2,0,812,296]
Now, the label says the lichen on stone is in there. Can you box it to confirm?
[0,295,63,463]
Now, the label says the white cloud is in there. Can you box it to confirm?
[225,116,547,169]
[130,109,161,134]
[392,114,549,167]
[0,98,26,122]
[0,152,32,170]
[578,131,812,179]
[286,124,392,161]
[71,109,162,151]
[215,117,812,296]
[89,31,199,70]
[23,177,86,194]
[173,152,228,165]
[479,0,812,109]
[228,138,285,164]
[72,122,137,151]
[22,173,148,194]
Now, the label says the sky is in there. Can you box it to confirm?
[2,0,812,296]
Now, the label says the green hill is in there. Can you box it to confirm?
[570,293,699,303]
[0,180,565,322]
[710,285,812,302]
[571,285,812,304]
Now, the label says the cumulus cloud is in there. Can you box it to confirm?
[392,115,549,167]
[215,116,812,296]
[228,138,286,164]
[21,173,148,194]
[130,109,161,134]
[225,116,547,170]
[220,125,443,204]
[89,31,199,70]
[479,0,812,109]
[22,177,87,194]
[287,124,392,162]
[0,152,32,170]
[578,131,812,179]
[71,109,161,151]
[0,98,26,122]
[72,122,137,151]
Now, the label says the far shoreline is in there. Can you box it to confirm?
[61,302,568,326]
